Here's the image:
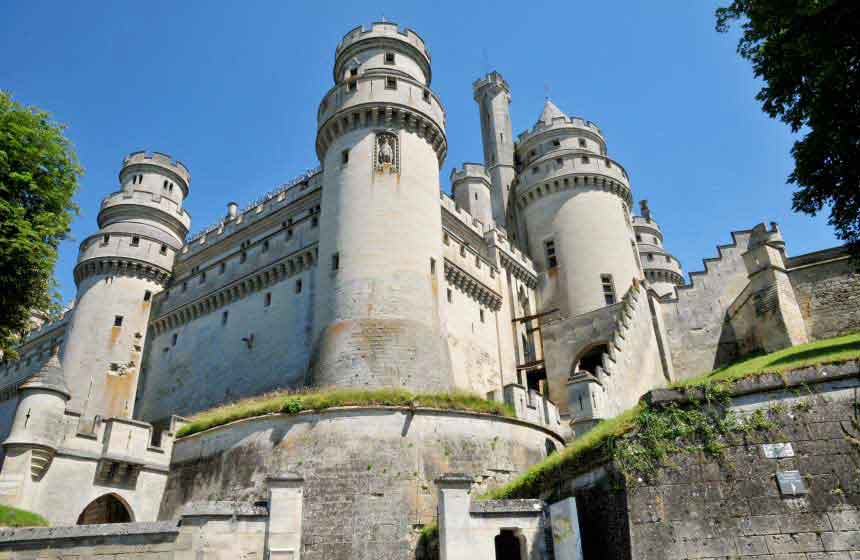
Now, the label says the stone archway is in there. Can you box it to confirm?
[494,529,524,560]
[76,494,133,525]
[575,343,609,375]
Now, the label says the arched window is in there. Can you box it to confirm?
[77,494,133,525]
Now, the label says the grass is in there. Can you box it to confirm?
[482,331,860,501]
[0,504,48,528]
[672,331,860,389]
[176,386,515,438]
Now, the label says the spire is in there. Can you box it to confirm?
[537,99,567,125]
[20,346,70,399]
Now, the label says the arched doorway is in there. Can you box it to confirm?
[494,529,523,560]
[76,494,133,525]
[576,343,609,375]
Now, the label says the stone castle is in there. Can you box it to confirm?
[1,22,858,559]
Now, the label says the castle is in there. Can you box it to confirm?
[1,22,858,559]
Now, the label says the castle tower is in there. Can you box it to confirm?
[514,100,641,317]
[312,23,452,391]
[633,200,685,298]
[61,151,191,420]
[474,71,515,227]
[1,347,69,502]
[450,163,492,227]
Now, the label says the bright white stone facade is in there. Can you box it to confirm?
[1,22,858,536]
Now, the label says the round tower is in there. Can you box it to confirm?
[473,71,516,227]
[3,347,70,482]
[450,163,492,227]
[312,22,452,392]
[633,200,684,298]
[513,100,641,316]
[61,151,191,420]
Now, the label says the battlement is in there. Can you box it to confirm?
[472,71,510,98]
[122,151,191,188]
[182,167,321,257]
[450,162,490,187]
[335,22,430,64]
[516,114,603,146]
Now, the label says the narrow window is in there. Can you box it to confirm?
[263,240,269,252]
[114,315,124,327]
[171,333,178,346]
[347,80,357,92]
[385,77,397,90]
[240,252,247,264]
[443,233,450,246]
[556,158,563,167]
[331,252,340,271]
[341,149,349,165]
[130,236,140,247]
[545,239,558,268]
[552,139,561,147]
[430,257,436,274]
[475,255,481,269]
[605,159,612,168]
[581,156,590,164]
[311,216,319,228]
[350,67,358,78]
[143,290,152,302]
[264,292,272,307]
[295,279,302,294]
[474,192,478,201]
[163,180,168,189]
[384,52,395,64]
[532,166,538,174]
[200,271,206,283]
[423,89,430,103]
[222,311,229,325]
[286,228,293,240]
[579,138,586,148]
[102,234,110,245]
[160,244,168,255]
[480,309,485,323]
[648,253,654,261]
[636,234,642,242]
[447,288,453,303]
[169,183,174,192]
[219,262,226,274]
[460,244,466,258]
[601,274,616,305]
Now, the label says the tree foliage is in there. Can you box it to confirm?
[0,91,81,360]
[716,1,860,248]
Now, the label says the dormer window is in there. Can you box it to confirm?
[385,52,395,64]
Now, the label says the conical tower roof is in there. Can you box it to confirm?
[537,99,567,125]
[20,347,70,399]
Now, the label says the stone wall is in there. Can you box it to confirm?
[789,247,860,341]
[163,406,563,559]
[519,361,860,560]
[661,229,754,380]
[0,502,269,559]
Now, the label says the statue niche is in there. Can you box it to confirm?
[374,132,399,174]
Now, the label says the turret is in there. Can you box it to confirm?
[474,71,515,227]
[60,151,192,421]
[513,99,640,317]
[450,163,492,227]
[3,347,69,481]
[633,200,685,298]
[312,23,452,392]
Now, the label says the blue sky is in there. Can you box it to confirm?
[1,1,838,303]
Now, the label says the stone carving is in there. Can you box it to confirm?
[374,132,398,173]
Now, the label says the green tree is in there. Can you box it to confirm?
[716,1,860,248]
[0,91,81,360]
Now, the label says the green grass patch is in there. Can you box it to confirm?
[0,504,48,528]
[483,332,859,500]
[673,332,860,389]
[176,387,515,438]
